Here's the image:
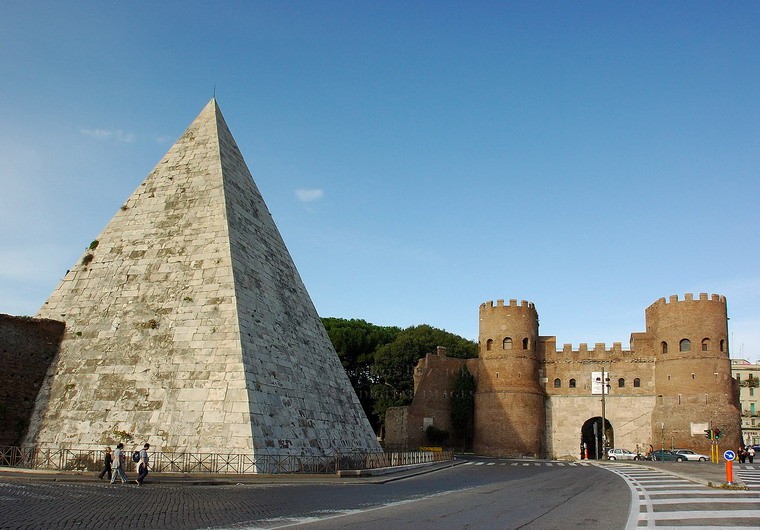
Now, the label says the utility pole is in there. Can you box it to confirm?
[597,364,611,459]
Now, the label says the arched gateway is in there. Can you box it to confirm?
[581,417,613,459]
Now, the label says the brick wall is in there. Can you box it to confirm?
[0,315,64,445]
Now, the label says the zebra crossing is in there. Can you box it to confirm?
[736,466,760,490]
[605,463,760,529]
[461,460,591,467]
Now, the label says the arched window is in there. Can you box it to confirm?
[522,338,529,349]
[679,339,691,352]
[503,337,513,350]
[661,341,668,354]
[618,378,625,388]
[701,338,710,351]
[486,339,493,351]
[720,339,725,352]
[569,378,576,388]
[633,378,641,388]
[553,378,561,388]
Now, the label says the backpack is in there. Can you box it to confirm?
[132,451,141,463]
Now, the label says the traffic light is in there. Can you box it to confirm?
[714,428,722,439]
[705,429,712,439]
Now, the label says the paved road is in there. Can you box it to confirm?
[0,459,629,529]
[605,463,760,528]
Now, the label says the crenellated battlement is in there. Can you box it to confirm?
[649,292,726,308]
[480,298,535,311]
[557,342,626,355]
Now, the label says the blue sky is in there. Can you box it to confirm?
[1,1,759,361]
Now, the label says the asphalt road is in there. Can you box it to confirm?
[0,459,630,530]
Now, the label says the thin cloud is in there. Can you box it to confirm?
[79,128,136,144]
[295,188,324,203]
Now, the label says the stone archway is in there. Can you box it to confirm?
[581,417,613,460]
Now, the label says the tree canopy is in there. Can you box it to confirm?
[322,318,477,433]
[321,318,400,429]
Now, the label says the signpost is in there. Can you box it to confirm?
[724,450,735,485]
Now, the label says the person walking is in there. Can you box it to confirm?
[748,446,756,464]
[135,443,150,486]
[98,447,113,480]
[738,446,747,464]
[110,443,128,484]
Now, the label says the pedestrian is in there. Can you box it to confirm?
[135,443,150,486]
[748,446,755,464]
[98,447,112,480]
[738,446,746,464]
[110,443,128,484]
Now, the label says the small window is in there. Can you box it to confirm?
[661,341,668,354]
[691,373,695,380]
[486,339,493,351]
[618,378,625,388]
[503,337,513,350]
[751,387,755,397]
[633,378,641,388]
[679,339,691,352]
[553,378,561,388]
[720,339,725,352]
[569,378,576,388]
[701,338,710,351]
[522,337,529,349]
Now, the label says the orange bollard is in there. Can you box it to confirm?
[726,460,733,485]
[585,448,589,460]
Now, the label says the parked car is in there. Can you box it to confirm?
[607,448,641,460]
[673,449,709,462]
[648,449,685,462]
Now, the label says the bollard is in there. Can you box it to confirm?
[726,460,733,485]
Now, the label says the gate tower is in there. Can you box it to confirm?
[473,299,544,457]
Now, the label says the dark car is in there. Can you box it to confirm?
[648,449,685,462]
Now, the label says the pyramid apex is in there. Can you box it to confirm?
[27,99,381,461]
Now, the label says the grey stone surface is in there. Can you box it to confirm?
[26,99,380,458]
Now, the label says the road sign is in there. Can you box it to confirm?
[723,450,736,461]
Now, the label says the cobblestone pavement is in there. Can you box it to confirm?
[0,479,362,529]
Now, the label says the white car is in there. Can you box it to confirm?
[673,449,709,462]
[607,448,640,460]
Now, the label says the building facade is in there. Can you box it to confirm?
[386,293,741,459]
[731,359,760,446]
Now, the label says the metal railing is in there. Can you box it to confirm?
[0,446,453,474]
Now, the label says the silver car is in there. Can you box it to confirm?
[673,449,709,462]
[607,448,640,460]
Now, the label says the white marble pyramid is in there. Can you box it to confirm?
[26,99,381,460]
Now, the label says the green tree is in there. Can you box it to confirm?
[371,324,477,426]
[451,365,476,451]
[322,317,400,430]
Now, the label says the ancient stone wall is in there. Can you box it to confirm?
[645,294,740,453]
[386,293,741,459]
[0,315,64,446]
[474,299,545,457]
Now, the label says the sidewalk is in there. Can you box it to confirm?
[593,459,753,488]
[0,459,461,486]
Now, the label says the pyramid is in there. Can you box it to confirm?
[26,99,381,459]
